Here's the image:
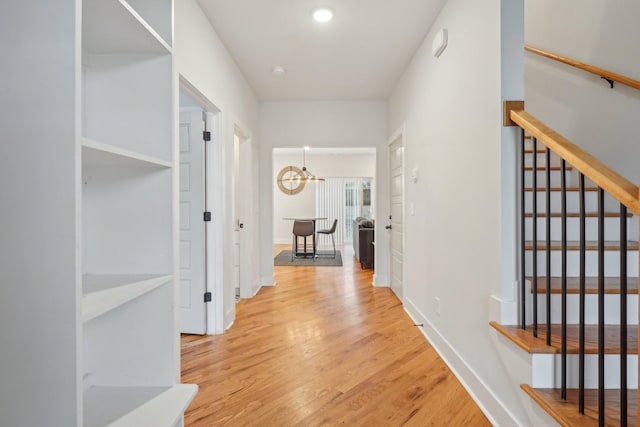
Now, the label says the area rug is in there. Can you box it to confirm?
[274,250,343,267]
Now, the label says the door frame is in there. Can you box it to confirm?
[387,125,406,302]
[179,75,223,335]
[231,119,256,300]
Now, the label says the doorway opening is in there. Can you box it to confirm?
[388,129,404,302]
[232,121,258,303]
[178,77,222,335]
[272,147,376,263]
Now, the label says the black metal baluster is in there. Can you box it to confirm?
[532,137,538,337]
[579,173,586,414]
[561,159,567,399]
[598,188,605,427]
[521,128,526,330]
[546,147,552,346]
[620,204,628,427]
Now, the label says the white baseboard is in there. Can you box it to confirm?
[260,275,275,287]
[404,298,523,427]
[372,273,388,287]
[224,307,234,331]
[251,284,261,297]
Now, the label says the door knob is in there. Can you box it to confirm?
[385,225,392,230]
[239,223,244,229]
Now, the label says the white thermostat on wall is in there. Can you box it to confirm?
[432,28,448,58]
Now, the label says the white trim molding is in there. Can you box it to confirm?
[404,298,524,427]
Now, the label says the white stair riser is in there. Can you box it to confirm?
[524,139,565,152]
[524,188,625,210]
[529,293,638,325]
[524,217,635,241]
[524,170,571,188]
[524,191,602,213]
[523,147,598,182]
[524,152,563,167]
[525,250,639,276]
[532,354,638,389]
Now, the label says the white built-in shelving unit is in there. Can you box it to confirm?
[1,1,196,426]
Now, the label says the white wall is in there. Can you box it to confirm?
[272,151,376,243]
[388,0,529,425]
[525,0,640,182]
[259,102,387,286]
[176,0,260,331]
[1,3,79,425]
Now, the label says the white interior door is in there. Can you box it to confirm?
[238,134,252,299]
[179,109,207,333]
[232,134,241,302]
[389,137,404,300]
[233,131,253,301]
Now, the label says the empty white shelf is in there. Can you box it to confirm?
[83,139,173,169]
[83,0,171,54]
[83,274,172,322]
[84,384,198,427]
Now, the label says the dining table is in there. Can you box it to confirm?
[283,217,327,258]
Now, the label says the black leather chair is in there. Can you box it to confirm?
[315,219,338,258]
[353,218,374,269]
[291,220,315,261]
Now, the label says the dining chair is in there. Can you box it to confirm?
[315,219,338,258]
[291,220,315,261]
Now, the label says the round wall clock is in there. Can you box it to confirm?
[277,165,305,195]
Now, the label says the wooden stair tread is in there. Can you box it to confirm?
[525,187,599,192]
[521,385,637,427]
[489,322,638,354]
[525,166,574,171]
[525,240,639,251]
[525,149,547,153]
[527,276,639,294]
[524,212,632,218]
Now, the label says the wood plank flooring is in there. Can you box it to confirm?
[181,245,490,426]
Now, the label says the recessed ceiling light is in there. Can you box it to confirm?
[272,66,286,76]
[312,7,334,23]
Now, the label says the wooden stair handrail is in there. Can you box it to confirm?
[510,109,640,215]
[525,45,640,91]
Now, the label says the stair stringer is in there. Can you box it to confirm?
[489,328,560,427]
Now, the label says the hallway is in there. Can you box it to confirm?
[181,246,490,426]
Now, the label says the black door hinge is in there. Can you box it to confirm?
[204,292,212,303]
[203,211,211,222]
[203,131,211,141]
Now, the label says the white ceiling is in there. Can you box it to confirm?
[196,0,446,101]
[274,147,375,156]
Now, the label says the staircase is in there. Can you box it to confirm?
[491,110,639,426]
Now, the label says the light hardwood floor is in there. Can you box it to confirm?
[181,245,490,426]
